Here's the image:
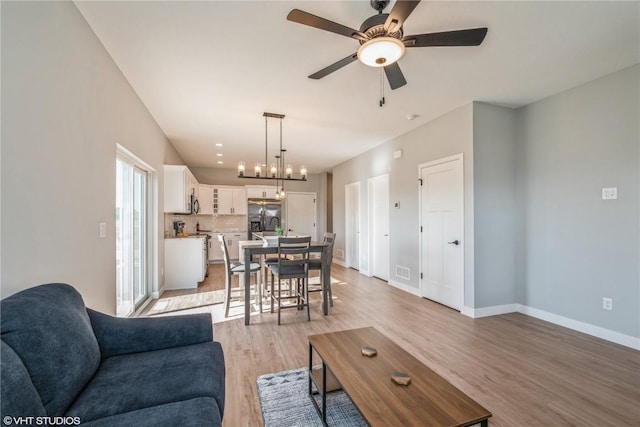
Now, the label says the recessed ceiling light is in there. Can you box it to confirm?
[215,143,223,147]
[217,161,223,164]
[216,153,223,157]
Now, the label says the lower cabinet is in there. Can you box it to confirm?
[208,232,246,262]
[165,237,207,289]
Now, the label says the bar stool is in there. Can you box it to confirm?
[309,232,336,307]
[269,236,311,325]
[218,234,261,317]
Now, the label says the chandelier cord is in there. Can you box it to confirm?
[379,68,385,107]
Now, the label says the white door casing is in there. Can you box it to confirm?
[286,192,317,240]
[419,154,464,310]
[369,174,389,281]
[345,182,360,270]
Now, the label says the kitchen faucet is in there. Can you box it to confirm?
[269,216,280,227]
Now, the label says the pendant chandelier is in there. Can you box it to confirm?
[237,112,307,200]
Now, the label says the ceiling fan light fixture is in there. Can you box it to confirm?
[357,37,405,67]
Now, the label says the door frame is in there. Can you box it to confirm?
[368,173,389,281]
[418,153,464,310]
[344,181,362,271]
[285,191,317,241]
[116,144,158,315]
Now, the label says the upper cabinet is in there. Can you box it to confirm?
[213,186,247,215]
[164,165,198,213]
[199,184,214,215]
[245,185,278,199]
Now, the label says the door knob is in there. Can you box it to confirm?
[448,240,460,246]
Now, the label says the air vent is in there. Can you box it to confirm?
[395,265,410,280]
[336,249,345,259]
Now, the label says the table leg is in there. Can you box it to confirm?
[244,248,251,325]
[480,420,489,427]
[322,246,329,315]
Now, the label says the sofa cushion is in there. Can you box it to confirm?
[78,397,221,427]
[66,341,225,422]
[0,283,101,416]
[1,340,47,418]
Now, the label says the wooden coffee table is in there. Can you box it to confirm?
[308,327,491,427]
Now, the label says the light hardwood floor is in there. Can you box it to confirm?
[148,263,640,427]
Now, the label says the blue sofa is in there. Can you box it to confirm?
[1,283,225,426]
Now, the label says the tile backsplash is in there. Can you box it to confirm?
[164,214,247,237]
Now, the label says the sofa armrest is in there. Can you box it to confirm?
[87,309,214,358]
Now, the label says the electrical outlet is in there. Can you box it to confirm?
[602,187,617,200]
[99,222,107,238]
[602,297,613,311]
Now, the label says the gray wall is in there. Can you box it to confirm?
[332,104,476,304]
[473,103,518,308]
[1,2,172,314]
[515,65,639,337]
[332,65,638,339]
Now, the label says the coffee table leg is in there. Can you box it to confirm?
[480,420,489,427]
[322,361,327,424]
[308,342,313,395]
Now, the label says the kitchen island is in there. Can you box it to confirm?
[164,235,208,289]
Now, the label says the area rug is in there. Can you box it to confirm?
[147,290,225,315]
[257,367,367,427]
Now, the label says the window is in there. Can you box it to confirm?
[116,147,154,317]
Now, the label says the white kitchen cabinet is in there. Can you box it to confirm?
[209,233,223,262]
[245,185,278,199]
[213,186,247,214]
[225,232,245,261]
[164,236,207,289]
[208,232,244,262]
[164,165,199,213]
[199,184,214,215]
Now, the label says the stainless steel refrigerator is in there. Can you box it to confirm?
[247,199,282,237]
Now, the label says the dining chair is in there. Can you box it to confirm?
[218,234,262,317]
[269,236,311,325]
[308,232,336,307]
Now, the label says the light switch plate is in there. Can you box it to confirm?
[99,222,107,238]
[602,187,617,200]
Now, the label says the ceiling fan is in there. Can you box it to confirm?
[287,0,488,90]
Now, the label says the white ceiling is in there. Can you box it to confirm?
[75,1,639,174]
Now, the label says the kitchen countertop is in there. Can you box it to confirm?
[166,234,209,239]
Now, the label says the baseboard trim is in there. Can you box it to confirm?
[151,285,165,300]
[461,302,639,350]
[334,259,346,268]
[461,304,518,319]
[387,279,421,297]
[516,304,640,350]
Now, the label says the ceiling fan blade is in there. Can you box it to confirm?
[287,9,367,41]
[384,1,421,34]
[384,62,407,90]
[309,53,358,80]
[404,28,488,47]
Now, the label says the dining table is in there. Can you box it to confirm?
[238,239,331,325]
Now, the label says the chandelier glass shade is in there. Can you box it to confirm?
[357,37,405,67]
[237,113,307,191]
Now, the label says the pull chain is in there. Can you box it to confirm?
[379,68,386,107]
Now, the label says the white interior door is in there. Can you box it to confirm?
[286,192,316,240]
[345,182,360,270]
[419,155,464,310]
[370,174,389,281]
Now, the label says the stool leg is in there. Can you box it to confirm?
[257,270,262,313]
[270,271,275,314]
[277,277,282,325]
[305,278,310,321]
